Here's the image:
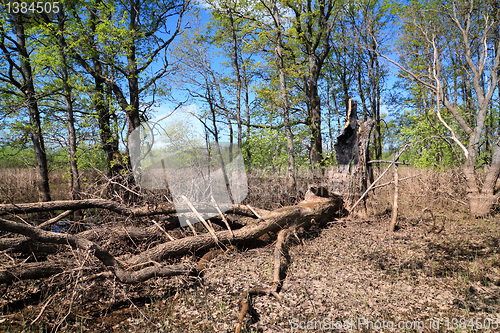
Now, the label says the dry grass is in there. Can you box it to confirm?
[0,168,39,204]
[0,168,80,203]
[368,166,469,221]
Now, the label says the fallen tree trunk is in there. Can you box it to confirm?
[0,200,267,219]
[126,194,343,265]
[0,199,176,217]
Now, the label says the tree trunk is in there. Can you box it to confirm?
[468,194,498,218]
[331,100,375,217]
[14,14,51,202]
[228,11,243,151]
[89,5,121,179]
[307,70,323,167]
[469,139,500,217]
[57,14,81,200]
[273,0,296,192]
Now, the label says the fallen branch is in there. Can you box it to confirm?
[273,227,293,292]
[0,199,176,217]
[349,145,408,214]
[37,210,73,229]
[234,190,334,332]
[368,160,410,165]
[0,217,193,284]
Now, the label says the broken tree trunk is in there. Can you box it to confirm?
[125,191,343,265]
[330,99,375,218]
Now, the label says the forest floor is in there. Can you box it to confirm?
[1,168,500,332]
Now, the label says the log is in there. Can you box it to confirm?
[0,199,176,217]
[0,200,267,220]
[0,260,69,284]
[125,193,343,265]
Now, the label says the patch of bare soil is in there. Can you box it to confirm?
[5,212,498,332]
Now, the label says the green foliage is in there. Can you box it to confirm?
[243,128,288,171]
[243,126,310,172]
[0,146,35,168]
[391,107,461,168]
[77,145,108,171]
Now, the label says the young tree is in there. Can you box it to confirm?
[259,0,297,190]
[285,0,339,166]
[37,9,82,199]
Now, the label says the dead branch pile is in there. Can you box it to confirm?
[0,188,342,283]
[0,188,344,330]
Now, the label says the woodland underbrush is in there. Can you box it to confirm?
[1,166,499,332]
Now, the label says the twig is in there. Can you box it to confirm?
[30,294,55,325]
[181,195,219,243]
[151,219,176,241]
[368,160,410,165]
[246,205,262,219]
[211,196,233,237]
[37,210,73,230]
[123,289,161,329]
[184,218,198,236]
